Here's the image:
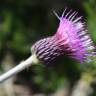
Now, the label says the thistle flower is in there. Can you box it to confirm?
[0,8,96,82]
[31,8,95,63]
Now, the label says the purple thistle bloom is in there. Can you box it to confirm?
[31,8,95,64]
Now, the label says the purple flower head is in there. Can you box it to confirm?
[31,8,95,64]
[53,8,95,63]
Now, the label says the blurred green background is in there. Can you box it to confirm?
[0,0,96,96]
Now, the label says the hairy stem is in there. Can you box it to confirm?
[0,54,39,83]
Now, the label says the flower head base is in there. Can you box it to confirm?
[31,36,64,64]
[31,8,96,64]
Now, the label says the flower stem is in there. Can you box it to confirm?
[0,54,39,83]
